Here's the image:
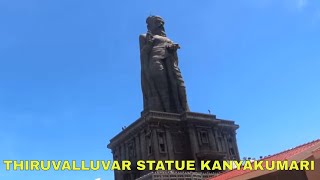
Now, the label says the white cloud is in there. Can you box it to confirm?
[296,0,308,10]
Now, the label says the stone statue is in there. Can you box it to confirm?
[139,15,190,113]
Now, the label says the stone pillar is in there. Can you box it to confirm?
[140,130,146,160]
[125,142,129,160]
[121,143,125,160]
[187,124,200,170]
[214,129,222,152]
[152,129,160,160]
[116,147,121,160]
[135,135,141,160]
[208,128,217,151]
[223,131,230,160]
[165,129,174,159]
[232,132,240,160]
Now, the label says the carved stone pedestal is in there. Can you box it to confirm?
[107,111,240,180]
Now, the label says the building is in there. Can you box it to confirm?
[209,139,320,180]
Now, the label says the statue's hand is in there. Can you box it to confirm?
[167,43,180,51]
[173,43,180,50]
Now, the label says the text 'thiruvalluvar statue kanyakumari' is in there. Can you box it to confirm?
[139,15,190,113]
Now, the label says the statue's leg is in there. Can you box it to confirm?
[178,86,190,112]
[149,59,171,112]
[141,72,152,111]
[172,62,190,112]
[165,59,181,112]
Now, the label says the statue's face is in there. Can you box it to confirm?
[147,17,165,36]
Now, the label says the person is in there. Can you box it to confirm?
[139,15,190,113]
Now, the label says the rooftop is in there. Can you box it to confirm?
[209,139,320,180]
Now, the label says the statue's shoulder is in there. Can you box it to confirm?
[139,34,147,50]
[139,34,147,40]
[139,34,147,48]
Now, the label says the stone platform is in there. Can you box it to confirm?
[107,111,240,180]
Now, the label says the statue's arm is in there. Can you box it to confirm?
[139,34,153,55]
[139,34,146,53]
[139,34,146,48]
[140,34,154,70]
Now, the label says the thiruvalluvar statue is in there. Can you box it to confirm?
[139,15,190,113]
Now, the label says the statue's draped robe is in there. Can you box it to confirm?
[139,34,189,113]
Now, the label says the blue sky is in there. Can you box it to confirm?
[0,0,319,179]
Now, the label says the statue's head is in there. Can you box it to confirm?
[146,15,166,36]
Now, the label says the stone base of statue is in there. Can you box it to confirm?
[107,111,240,180]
